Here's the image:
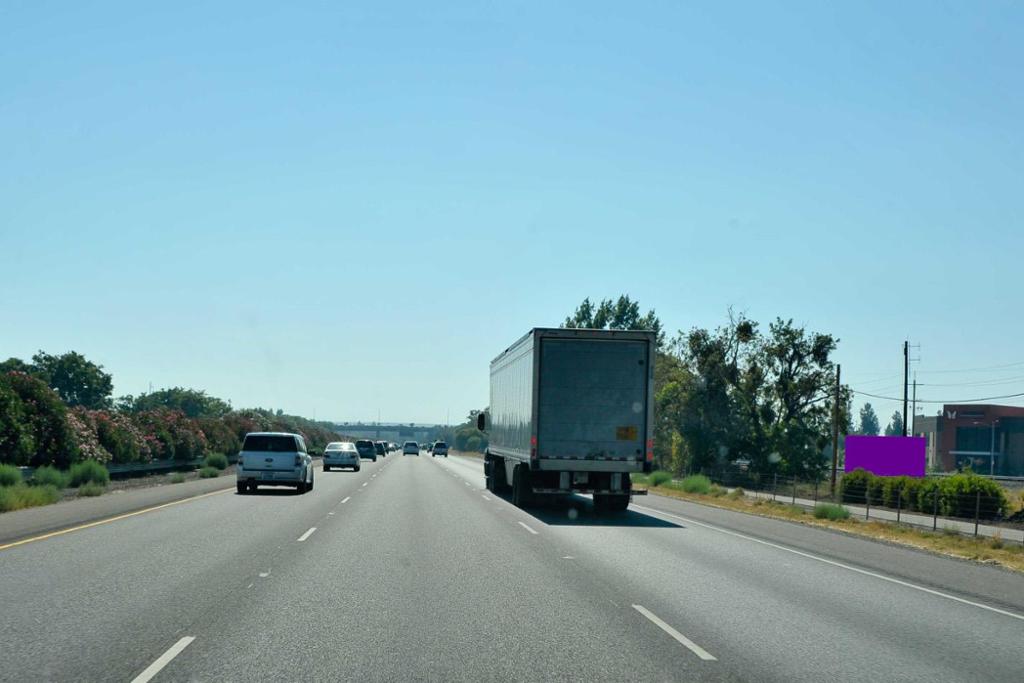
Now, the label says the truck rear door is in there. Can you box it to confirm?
[537,337,649,463]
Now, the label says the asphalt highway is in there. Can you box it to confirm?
[1,452,1022,682]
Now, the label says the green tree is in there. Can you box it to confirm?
[125,387,232,418]
[884,411,904,436]
[0,379,35,464]
[0,358,32,375]
[30,351,114,409]
[0,372,78,467]
[563,295,664,347]
[858,403,880,436]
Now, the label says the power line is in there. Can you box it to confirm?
[851,387,1024,403]
[918,374,1024,388]
[914,360,1024,375]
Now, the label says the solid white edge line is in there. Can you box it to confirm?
[341,496,351,504]
[130,636,195,683]
[631,503,1024,623]
[297,527,317,542]
[632,605,716,661]
[517,521,539,535]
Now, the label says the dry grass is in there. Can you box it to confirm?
[634,481,1024,573]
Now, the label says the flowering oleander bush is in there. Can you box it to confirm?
[1,372,78,468]
[1,368,337,472]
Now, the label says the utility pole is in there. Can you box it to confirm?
[902,341,909,437]
[830,364,841,497]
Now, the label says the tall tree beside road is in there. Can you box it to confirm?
[561,300,846,474]
[563,295,665,347]
[29,351,114,409]
[884,411,904,437]
[858,402,880,436]
[120,387,233,418]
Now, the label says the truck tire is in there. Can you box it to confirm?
[236,481,247,495]
[512,465,532,508]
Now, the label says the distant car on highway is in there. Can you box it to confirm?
[323,441,360,472]
[432,441,448,457]
[374,441,387,458]
[402,441,419,455]
[355,439,378,462]
[426,442,433,453]
[236,432,314,494]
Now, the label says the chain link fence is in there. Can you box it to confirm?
[688,465,1024,545]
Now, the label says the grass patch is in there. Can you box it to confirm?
[203,453,229,470]
[727,487,745,500]
[679,474,712,494]
[32,465,70,489]
[0,484,61,512]
[69,460,110,487]
[645,481,1024,573]
[0,464,23,487]
[198,466,219,479]
[814,503,850,520]
[77,482,106,497]
[648,470,672,487]
[169,472,187,484]
[709,484,727,497]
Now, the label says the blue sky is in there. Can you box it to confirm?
[2,1,1022,424]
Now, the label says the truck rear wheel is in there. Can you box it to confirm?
[512,465,532,507]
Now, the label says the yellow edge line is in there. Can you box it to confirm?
[0,486,234,552]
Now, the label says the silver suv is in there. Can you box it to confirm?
[236,432,314,494]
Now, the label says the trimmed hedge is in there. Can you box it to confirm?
[841,468,1008,520]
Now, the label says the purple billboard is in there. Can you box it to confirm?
[844,435,926,477]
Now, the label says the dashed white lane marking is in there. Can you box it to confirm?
[130,636,196,683]
[362,482,368,487]
[297,527,317,542]
[246,582,254,589]
[258,572,269,578]
[632,605,717,661]
[517,521,539,535]
[481,495,491,501]
[631,503,1024,623]
[341,496,351,504]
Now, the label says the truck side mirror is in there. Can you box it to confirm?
[477,413,487,431]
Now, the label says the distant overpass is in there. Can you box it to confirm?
[332,423,443,443]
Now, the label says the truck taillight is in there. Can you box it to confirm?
[646,439,654,462]
[530,435,537,459]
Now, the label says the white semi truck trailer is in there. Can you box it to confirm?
[479,328,654,512]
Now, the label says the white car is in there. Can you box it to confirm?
[236,432,314,494]
[402,441,419,456]
[323,441,360,472]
